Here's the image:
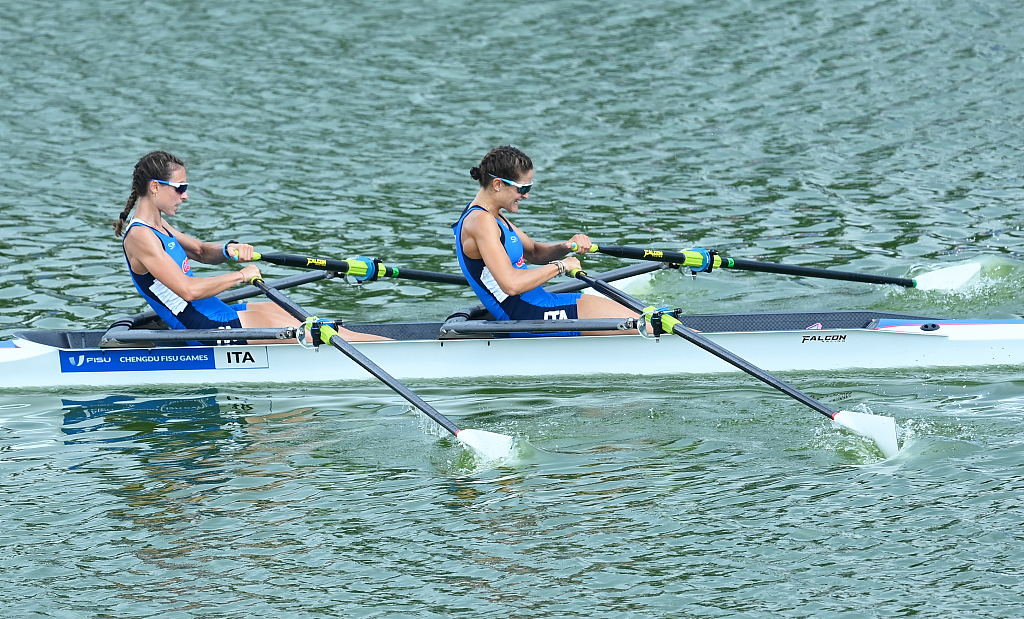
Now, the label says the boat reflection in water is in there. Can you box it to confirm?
[60,392,315,486]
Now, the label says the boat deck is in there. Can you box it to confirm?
[14,310,938,351]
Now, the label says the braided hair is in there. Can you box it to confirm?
[113,150,186,237]
[469,145,533,188]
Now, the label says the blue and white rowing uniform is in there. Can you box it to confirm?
[123,219,246,333]
[453,205,580,337]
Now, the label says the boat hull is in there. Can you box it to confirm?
[3,315,1023,389]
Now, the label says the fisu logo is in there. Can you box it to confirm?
[67,355,110,366]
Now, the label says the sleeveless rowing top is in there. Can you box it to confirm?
[452,205,578,321]
[123,219,240,329]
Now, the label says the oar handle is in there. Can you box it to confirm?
[572,243,717,270]
[254,252,360,275]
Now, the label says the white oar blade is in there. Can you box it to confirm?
[455,428,516,461]
[832,410,899,458]
[913,263,981,291]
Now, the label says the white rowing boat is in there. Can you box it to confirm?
[4,258,987,459]
[2,310,1021,390]
[4,254,982,458]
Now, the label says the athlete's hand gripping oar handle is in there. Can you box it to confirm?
[568,268,899,458]
[248,252,469,286]
[577,243,920,288]
[571,242,716,271]
[248,277,514,460]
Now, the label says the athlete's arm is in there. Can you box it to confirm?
[461,210,565,296]
[164,223,254,264]
[124,228,259,302]
[520,228,592,265]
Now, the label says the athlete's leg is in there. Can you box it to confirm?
[238,302,388,342]
[576,295,700,334]
[575,295,639,320]
[237,302,297,327]
[575,295,640,335]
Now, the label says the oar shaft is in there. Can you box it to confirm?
[546,261,666,293]
[724,257,916,288]
[256,253,468,286]
[254,279,314,322]
[591,244,917,288]
[590,244,701,266]
[256,252,352,273]
[573,270,837,421]
[252,279,462,436]
[379,266,468,286]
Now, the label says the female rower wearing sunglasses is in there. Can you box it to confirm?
[114,151,383,342]
[453,145,637,335]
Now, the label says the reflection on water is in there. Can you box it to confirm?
[57,392,325,520]
[62,392,231,446]
[61,391,317,448]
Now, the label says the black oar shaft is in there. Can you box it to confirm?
[592,245,691,263]
[379,266,468,286]
[252,279,462,436]
[257,251,664,294]
[255,280,314,322]
[257,252,350,272]
[257,253,468,286]
[593,245,916,288]
[573,270,837,421]
[546,262,666,293]
[724,257,916,288]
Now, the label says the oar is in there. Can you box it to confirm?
[575,244,980,291]
[248,251,664,290]
[251,252,468,286]
[570,268,900,458]
[249,277,515,461]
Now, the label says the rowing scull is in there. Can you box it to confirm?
[2,310,1022,390]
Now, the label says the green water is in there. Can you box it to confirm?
[2,0,1023,616]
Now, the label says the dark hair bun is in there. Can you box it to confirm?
[469,166,481,180]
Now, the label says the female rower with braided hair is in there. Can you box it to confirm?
[116,151,382,341]
[453,145,638,335]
